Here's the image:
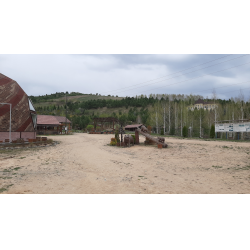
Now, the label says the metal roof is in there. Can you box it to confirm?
[194,98,215,105]
[37,115,71,125]
[0,73,36,132]
[53,116,71,124]
[124,124,143,128]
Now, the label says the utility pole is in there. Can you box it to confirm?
[156,111,158,134]
[169,98,170,134]
[163,107,165,135]
[241,104,243,140]
[175,102,176,135]
[200,109,201,138]
[181,105,183,137]
[65,92,67,134]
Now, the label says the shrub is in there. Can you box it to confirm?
[210,124,215,138]
[86,125,94,131]
[110,138,117,146]
[183,126,188,137]
[170,126,175,135]
[160,128,164,135]
[110,141,116,146]
[115,130,120,142]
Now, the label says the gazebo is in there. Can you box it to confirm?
[93,117,120,131]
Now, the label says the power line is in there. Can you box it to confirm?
[131,58,250,96]
[105,54,248,95]
[217,86,250,96]
[195,80,250,94]
[101,54,233,94]
[118,54,249,95]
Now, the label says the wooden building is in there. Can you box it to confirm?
[37,115,71,135]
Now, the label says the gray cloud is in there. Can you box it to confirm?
[0,54,250,100]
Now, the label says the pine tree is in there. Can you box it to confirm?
[183,126,188,137]
[210,124,215,138]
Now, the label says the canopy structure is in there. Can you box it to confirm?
[93,117,119,130]
[124,124,144,131]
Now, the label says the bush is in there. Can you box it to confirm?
[160,128,164,135]
[86,125,94,131]
[170,126,175,135]
[115,130,120,142]
[110,141,116,146]
[210,124,215,138]
[183,126,188,137]
[110,138,117,146]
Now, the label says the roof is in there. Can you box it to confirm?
[53,115,71,124]
[37,115,71,125]
[194,98,215,105]
[0,73,36,132]
[194,98,204,104]
[124,124,143,129]
[37,115,61,125]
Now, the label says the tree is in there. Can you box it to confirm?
[119,114,127,126]
[115,130,120,142]
[210,124,215,138]
[170,125,175,135]
[183,126,188,137]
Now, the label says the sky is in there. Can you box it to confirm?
[1,54,250,101]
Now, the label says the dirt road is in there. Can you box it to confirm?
[0,133,249,194]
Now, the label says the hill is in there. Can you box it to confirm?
[30,92,124,108]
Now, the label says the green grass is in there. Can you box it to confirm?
[0,184,13,193]
[3,169,11,172]
[0,176,12,179]
[0,187,7,193]
[235,166,250,171]
[212,165,223,169]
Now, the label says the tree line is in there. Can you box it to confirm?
[33,93,250,136]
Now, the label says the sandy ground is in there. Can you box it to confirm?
[0,133,250,194]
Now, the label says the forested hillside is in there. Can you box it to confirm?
[30,92,250,137]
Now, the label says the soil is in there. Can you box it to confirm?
[0,133,250,194]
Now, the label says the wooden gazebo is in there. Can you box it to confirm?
[93,117,120,131]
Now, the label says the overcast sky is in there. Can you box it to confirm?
[1,54,250,100]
